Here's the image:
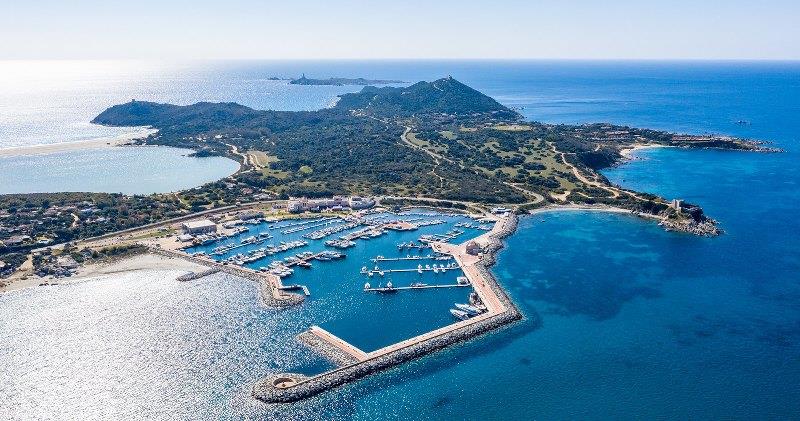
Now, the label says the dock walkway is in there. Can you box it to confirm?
[307,326,369,362]
[364,283,469,292]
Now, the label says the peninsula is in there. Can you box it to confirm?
[1,77,776,283]
[0,77,781,403]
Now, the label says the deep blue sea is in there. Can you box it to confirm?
[1,61,799,419]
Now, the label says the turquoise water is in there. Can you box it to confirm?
[0,146,239,195]
[1,61,799,418]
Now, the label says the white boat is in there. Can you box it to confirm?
[450,309,470,320]
[455,303,483,315]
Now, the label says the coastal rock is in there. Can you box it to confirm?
[659,218,722,236]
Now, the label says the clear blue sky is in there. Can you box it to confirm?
[2,0,798,60]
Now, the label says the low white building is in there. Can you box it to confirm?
[181,219,217,234]
[287,196,374,213]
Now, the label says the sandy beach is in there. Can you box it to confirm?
[619,143,665,159]
[0,128,157,158]
[0,252,207,294]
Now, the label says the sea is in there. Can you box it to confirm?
[0,60,799,419]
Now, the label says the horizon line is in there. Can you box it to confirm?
[2,57,800,63]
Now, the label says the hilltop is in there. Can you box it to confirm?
[8,76,767,258]
[1,76,777,273]
[336,76,520,118]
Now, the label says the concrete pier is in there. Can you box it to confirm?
[364,283,470,292]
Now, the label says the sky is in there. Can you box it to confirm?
[2,0,799,60]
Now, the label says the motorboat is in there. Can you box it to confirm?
[450,309,471,320]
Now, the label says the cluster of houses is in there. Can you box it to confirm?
[0,201,106,250]
[32,249,89,278]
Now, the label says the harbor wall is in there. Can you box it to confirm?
[148,247,305,307]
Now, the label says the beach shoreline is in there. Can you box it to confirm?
[0,128,157,158]
[619,143,665,160]
[0,252,205,294]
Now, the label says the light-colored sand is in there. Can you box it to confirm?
[0,252,206,294]
[619,144,665,159]
[0,128,157,157]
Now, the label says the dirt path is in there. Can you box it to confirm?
[399,127,455,164]
[502,182,545,204]
[226,143,252,174]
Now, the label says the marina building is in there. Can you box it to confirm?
[181,219,217,235]
[288,196,375,213]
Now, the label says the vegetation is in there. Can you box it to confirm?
[2,77,772,261]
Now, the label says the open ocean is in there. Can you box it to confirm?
[0,60,799,419]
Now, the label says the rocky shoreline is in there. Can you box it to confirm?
[659,217,721,236]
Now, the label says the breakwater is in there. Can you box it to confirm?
[148,248,305,307]
[175,268,220,282]
[254,300,521,403]
[296,329,362,366]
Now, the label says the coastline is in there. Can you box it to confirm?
[0,252,206,294]
[0,128,157,158]
[619,143,666,160]
[526,203,662,220]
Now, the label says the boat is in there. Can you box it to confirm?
[455,303,483,315]
[410,282,427,288]
[364,282,371,290]
[457,276,470,285]
[450,309,471,320]
[374,281,397,293]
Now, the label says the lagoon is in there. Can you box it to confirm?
[0,146,239,195]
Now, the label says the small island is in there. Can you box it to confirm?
[289,73,404,86]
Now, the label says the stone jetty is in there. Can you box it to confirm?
[149,247,306,307]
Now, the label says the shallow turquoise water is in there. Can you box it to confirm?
[0,146,239,194]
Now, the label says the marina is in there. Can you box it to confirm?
[360,262,461,277]
[165,205,519,402]
[363,282,471,292]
